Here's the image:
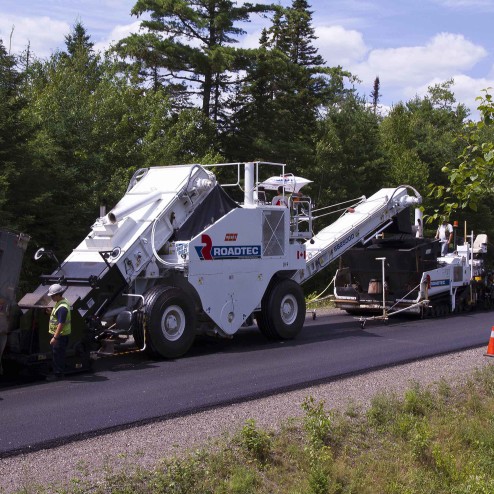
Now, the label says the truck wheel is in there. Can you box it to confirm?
[257,278,305,340]
[134,285,164,357]
[132,310,145,349]
[144,286,196,358]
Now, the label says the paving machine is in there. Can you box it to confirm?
[334,211,493,326]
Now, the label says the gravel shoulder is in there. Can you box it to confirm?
[1,344,492,493]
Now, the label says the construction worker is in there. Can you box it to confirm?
[415,218,423,238]
[46,283,71,381]
[435,218,453,256]
[272,186,289,207]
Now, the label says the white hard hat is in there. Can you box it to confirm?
[47,283,65,296]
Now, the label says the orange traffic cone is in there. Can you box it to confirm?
[485,327,494,357]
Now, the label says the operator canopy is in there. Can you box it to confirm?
[259,174,312,193]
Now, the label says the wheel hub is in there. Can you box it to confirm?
[166,314,178,330]
[161,305,185,341]
[280,294,297,325]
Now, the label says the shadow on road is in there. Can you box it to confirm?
[2,309,480,389]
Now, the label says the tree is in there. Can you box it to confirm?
[0,38,28,227]
[117,0,273,120]
[430,90,494,220]
[312,92,384,207]
[64,21,94,57]
[271,0,324,67]
[379,80,468,196]
[371,76,380,114]
[223,0,352,169]
[17,25,171,259]
[142,107,223,165]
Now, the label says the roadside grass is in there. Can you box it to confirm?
[305,290,335,311]
[13,364,494,494]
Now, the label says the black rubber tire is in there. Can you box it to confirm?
[254,311,269,338]
[133,285,164,357]
[132,310,145,349]
[256,278,306,340]
[142,285,196,359]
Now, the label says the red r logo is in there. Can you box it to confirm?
[200,234,213,260]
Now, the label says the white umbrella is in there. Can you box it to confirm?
[259,174,312,193]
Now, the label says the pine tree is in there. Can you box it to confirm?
[224,0,350,169]
[0,39,27,226]
[371,76,381,114]
[65,21,94,57]
[276,0,324,67]
[116,0,273,119]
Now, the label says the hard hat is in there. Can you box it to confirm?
[47,284,65,296]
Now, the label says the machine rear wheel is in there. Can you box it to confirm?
[133,285,165,357]
[132,310,145,349]
[143,285,196,358]
[256,278,305,340]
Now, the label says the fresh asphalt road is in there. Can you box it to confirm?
[1,310,492,457]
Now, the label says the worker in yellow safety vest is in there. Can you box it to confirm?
[46,283,71,381]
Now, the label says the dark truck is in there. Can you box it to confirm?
[0,228,91,376]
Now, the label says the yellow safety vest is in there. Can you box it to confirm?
[49,299,72,336]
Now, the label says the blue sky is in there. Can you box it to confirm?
[1,0,493,117]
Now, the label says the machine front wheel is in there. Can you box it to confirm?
[257,278,306,340]
[143,286,196,358]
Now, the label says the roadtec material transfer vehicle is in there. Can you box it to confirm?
[2,162,422,373]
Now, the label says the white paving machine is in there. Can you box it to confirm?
[334,223,493,327]
[5,162,421,370]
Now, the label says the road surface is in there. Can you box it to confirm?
[0,309,491,457]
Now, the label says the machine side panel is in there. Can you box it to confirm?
[187,207,306,334]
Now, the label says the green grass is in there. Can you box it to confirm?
[306,293,335,311]
[12,365,494,494]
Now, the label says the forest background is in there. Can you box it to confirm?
[1,0,494,290]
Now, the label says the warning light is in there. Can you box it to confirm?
[453,220,458,227]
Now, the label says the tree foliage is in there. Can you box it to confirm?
[0,39,27,222]
[1,5,492,290]
[430,90,494,220]
[222,0,353,172]
[117,0,273,120]
[313,92,383,206]
[380,80,468,199]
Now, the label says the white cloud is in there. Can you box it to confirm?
[0,15,70,58]
[434,0,494,8]
[238,30,264,50]
[411,74,494,117]
[311,29,490,117]
[349,33,487,87]
[93,20,141,53]
[315,25,368,67]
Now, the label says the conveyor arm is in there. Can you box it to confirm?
[297,186,421,284]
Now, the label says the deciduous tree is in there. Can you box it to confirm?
[430,90,494,224]
[380,80,467,195]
